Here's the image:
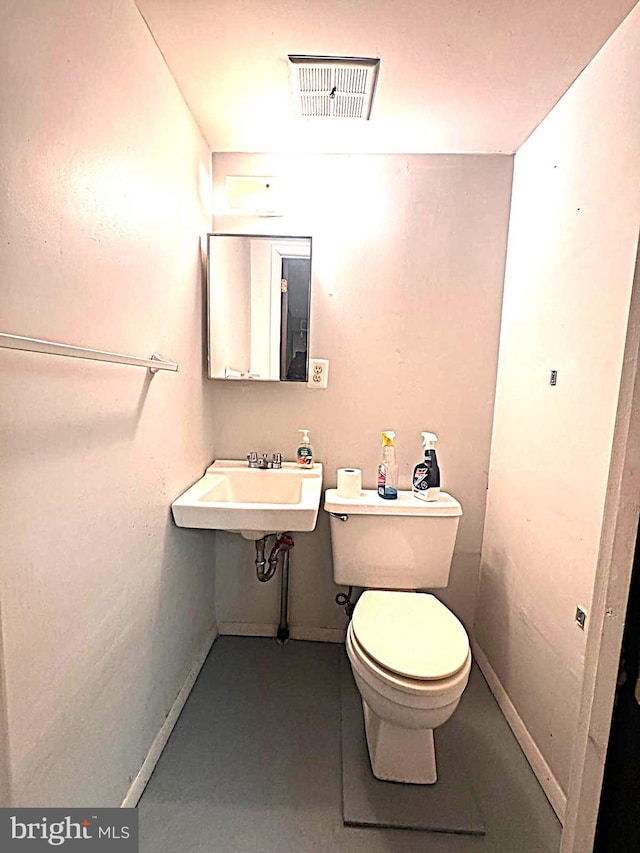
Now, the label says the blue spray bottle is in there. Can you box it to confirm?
[377,431,398,499]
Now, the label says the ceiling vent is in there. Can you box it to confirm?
[288,55,380,120]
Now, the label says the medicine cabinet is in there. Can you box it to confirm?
[207,234,312,382]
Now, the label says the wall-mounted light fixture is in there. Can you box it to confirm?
[225,176,284,217]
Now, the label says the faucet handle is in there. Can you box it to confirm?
[247,451,259,468]
[272,453,282,469]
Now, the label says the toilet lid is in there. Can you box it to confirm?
[351,591,469,680]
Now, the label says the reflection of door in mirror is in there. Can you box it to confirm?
[281,257,310,382]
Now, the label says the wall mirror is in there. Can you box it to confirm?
[207,233,312,382]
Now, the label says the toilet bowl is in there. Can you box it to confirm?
[346,590,471,784]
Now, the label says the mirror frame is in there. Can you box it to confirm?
[206,233,312,382]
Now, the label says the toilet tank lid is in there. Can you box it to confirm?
[324,488,462,517]
[352,591,469,680]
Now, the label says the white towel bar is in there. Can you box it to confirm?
[0,332,179,373]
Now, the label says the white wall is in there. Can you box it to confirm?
[209,152,513,639]
[0,0,217,806]
[476,4,640,812]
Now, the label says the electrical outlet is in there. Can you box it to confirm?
[576,606,587,630]
[307,358,329,389]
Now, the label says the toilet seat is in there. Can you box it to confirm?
[351,591,469,681]
[348,623,472,698]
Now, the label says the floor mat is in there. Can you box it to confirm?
[341,653,485,835]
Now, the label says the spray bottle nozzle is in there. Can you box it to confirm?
[381,430,396,446]
[421,431,438,449]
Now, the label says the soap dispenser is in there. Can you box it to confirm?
[296,429,314,468]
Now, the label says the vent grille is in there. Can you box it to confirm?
[335,66,368,95]
[288,55,380,120]
[299,66,332,93]
[300,95,331,117]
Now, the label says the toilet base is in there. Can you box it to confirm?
[363,700,437,784]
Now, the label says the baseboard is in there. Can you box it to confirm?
[472,642,566,823]
[290,626,346,643]
[217,621,276,638]
[121,622,219,808]
[218,621,346,644]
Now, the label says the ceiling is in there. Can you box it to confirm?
[136,0,636,154]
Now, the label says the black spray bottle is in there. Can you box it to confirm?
[412,432,441,502]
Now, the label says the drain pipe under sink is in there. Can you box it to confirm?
[255,533,295,643]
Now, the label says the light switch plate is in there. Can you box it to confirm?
[308,358,329,389]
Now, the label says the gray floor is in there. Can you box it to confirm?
[138,637,562,852]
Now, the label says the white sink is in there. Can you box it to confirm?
[171,460,323,539]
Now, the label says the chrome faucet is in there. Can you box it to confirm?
[247,452,282,469]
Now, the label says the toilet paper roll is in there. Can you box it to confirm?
[337,468,362,499]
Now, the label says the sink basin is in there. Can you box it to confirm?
[171,460,323,539]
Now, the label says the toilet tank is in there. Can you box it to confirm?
[324,489,462,589]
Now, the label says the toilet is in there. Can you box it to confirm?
[324,487,470,784]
